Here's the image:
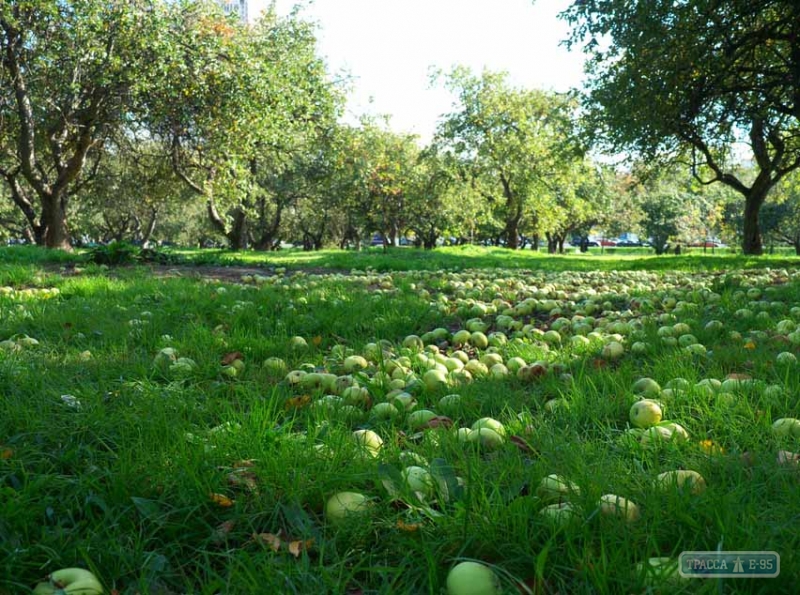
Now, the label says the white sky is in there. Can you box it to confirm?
[259,0,585,143]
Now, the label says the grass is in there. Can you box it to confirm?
[0,247,798,594]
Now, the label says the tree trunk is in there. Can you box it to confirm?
[794,240,800,256]
[546,232,556,254]
[531,233,540,252]
[227,208,249,251]
[742,190,768,255]
[141,208,158,249]
[41,192,72,250]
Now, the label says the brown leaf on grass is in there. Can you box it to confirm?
[211,520,237,544]
[288,538,314,557]
[395,519,422,533]
[221,351,244,365]
[419,416,453,429]
[725,372,752,380]
[253,532,282,552]
[0,448,12,460]
[777,451,800,467]
[312,335,323,347]
[509,435,535,454]
[228,471,259,493]
[209,493,235,507]
[284,395,312,410]
[232,459,257,468]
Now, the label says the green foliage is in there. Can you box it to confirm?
[562,0,800,254]
[87,242,177,266]
[87,242,141,265]
[434,67,584,249]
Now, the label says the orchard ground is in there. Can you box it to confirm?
[1,245,799,594]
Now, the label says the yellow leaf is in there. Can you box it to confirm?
[288,538,314,557]
[285,395,311,410]
[0,448,12,460]
[743,341,756,350]
[396,519,422,532]
[698,440,724,455]
[253,532,282,552]
[209,492,235,507]
[312,336,323,347]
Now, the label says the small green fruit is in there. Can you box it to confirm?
[325,492,370,525]
[446,561,500,595]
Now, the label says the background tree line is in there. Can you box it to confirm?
[1,1,798,254]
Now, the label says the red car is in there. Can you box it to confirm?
[598,239,617,246]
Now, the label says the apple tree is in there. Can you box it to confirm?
[435,67,580,249]
[146,2,339,250]
[0,0,167,249]
[562,0,800,254]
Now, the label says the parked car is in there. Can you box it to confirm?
[598,239,617,246]
[616,240,643,247]
[370,234,385,246]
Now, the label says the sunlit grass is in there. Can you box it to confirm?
[0,249,798,593]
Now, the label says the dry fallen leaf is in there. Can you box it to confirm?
[726,372,752,380]
[209,493,235,508]
[253,532,282,552]
[419,415,453,429]
[221,351,244,365]
[288,538,314,557]
[312,335,323,347]
[211,520,237,543]
[777,450,800,467]
[395,519,422,533]
[509,435,535,454]
[0,447,12,460]
[232,459,257,468]
[228,471,259,493]
[285,395,312,410]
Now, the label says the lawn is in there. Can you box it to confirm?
[1,247,798,594]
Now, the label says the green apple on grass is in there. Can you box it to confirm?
[630,399,663,428]
[325,492,371,525]
[32,568,103,595]
[446,561,500,595]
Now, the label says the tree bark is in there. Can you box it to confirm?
[41,191,72,250]
[227,208,249,251]
[141,208,158,249]
[741,186,770,255]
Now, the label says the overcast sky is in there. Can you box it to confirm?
[262,0,585,141]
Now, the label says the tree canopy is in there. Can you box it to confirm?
[562,0,800,254]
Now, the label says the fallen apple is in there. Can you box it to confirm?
[655,470,706,494]
[537,474,580,501]
[598,494,640,522]
[446,561,500,595]
[632,377,661,398]
[32,568,103,595]
[632,557,683,586]
[539,501,579,527]
[408,409,438,430]
[402,465,434,496]
[629,400,663,428]
[772,418,800,438]
[640,425,675,446]
[352,429,383,457]
[325,491,371,525]
[471,417,506,436]
[467,428,504,450]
